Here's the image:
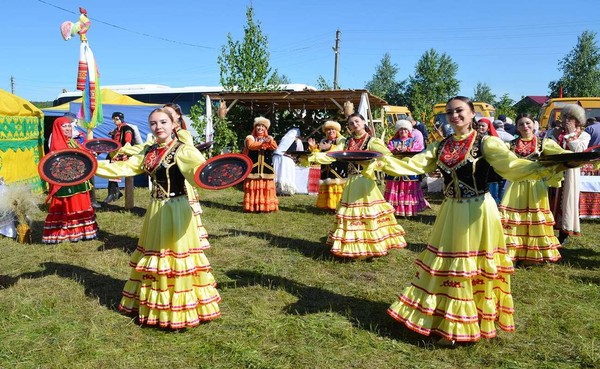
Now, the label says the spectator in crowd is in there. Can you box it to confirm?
[64,112,85,143]
[493,120,516,142]
[584,116,600,148]
[408,116,428,145]
[499,114,517,135]
[103,112,135,203]
[546,104,591,244]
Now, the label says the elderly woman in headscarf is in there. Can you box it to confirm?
[383,119,428,216]
[307,120,348,211]
[546,103,591,244]
[42,117,99,244]
[242,117,279,212]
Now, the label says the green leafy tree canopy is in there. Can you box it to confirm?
[548,30,600,97]
[217,5,278,92]
[494,93,516,119]
[316,75,333,90]
[365,53,408,107]
[407,48,460,124]
[473,82,496,105]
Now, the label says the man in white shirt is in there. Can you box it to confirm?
[493,120,516,142]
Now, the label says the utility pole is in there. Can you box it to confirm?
[10,76,15,94]
[332,29,341,90]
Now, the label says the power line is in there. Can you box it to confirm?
[35,0,217,49]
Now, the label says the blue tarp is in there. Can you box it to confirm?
[43,100,160,188]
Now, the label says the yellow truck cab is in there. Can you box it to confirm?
[378,105,411,125]
[538,97,600,130]
[430,101,496,141]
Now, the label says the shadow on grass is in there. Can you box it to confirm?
[278,203,335,215]
[215,228,332,260]
[559,247,600,270]
[406,242,427,253]
[96,229,138,253]
[95,203,147,217]
[223,268,432,346]
[201,199,331,216]
[200,200,242,213]
[570,275,600,285]
[29,219,45,243]
[424,192,445,205]
[0,262,123,311]
[401,214,438,225]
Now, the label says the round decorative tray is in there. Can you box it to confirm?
[194,153,253,190]
[38,148,97,186]
[195,141,214,152]
[82,138,121,154]
[326,150,382,162]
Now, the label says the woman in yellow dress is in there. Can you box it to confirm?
[311,113,406,258]
[498,113,568,264]
[95,108,220,328]
[382,97,567,343]
[307,120,348,211]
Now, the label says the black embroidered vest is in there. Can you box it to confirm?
[436,132,494,199]
[144,141,187,200]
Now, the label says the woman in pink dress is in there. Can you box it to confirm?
[383,120,429,216]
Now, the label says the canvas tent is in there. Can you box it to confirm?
[42,88,161,188]
[42,88,160,141]
[0,88,45,193]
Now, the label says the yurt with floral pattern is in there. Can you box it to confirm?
[0,88,45,193]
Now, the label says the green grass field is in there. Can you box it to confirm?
[0,187,598,369]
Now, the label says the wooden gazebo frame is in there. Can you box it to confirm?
[204,89,388,128]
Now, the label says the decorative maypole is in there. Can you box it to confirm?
[60,8,103,208]
[60,7,103,140]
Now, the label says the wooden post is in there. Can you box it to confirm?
[86,128,101,208]
[124,176,134,209]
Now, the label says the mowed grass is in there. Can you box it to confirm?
[0,186,598,369]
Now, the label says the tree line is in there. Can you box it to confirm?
[189,6,600,151]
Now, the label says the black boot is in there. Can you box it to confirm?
[103,182,119,203]
[558,230,569,245]
[90,188,102,209]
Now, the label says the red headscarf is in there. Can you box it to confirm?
[50,117,72,151]
[478,118,498,137]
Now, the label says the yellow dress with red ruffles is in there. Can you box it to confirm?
[498,137,567,263]
[96,140,220,329]
[308,137,348,211]
[243,135,279,212]
[117,130,210,247]
[381,132,562,342]
[312,135,406,258]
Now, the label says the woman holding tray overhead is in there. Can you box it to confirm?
[309,113,406,258]
[42,116,99,244]
[498,113,569,264]
[378,96,568,344]
[95,108,220,329]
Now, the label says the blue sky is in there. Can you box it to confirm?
[2,0,600,103]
